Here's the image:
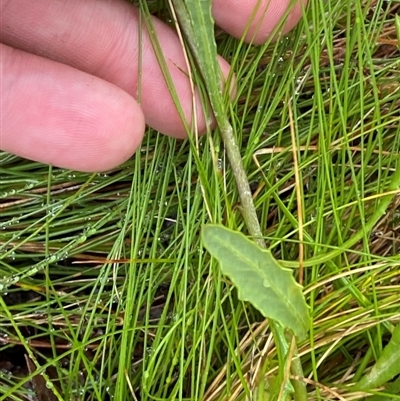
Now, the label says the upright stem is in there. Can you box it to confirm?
[221,123,265,248]
[171,2,307,400]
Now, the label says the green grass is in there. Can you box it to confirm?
[2,0,400,400]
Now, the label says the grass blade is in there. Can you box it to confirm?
[355,323,400,391]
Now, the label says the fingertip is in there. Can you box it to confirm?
[2,45,145,172]
[213,0,307,45]
[77,96,146,172]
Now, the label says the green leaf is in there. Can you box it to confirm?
[356,324,400,391]
[172,0,225,118]
[201,224,310,340]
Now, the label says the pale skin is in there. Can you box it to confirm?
[1,0,306,172]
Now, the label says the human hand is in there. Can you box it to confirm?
[1,0,306,172]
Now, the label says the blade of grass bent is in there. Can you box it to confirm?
[171,0,265,248]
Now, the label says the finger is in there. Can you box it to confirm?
[1,44,144,172]
[212,0,307,45]
[1,0,232,138]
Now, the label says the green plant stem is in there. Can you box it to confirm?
[220,123,266,248]
[289,348,308,401]
[171,1,264,248]
[172,2,307,400]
